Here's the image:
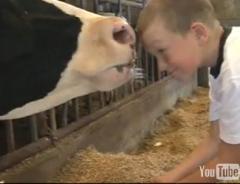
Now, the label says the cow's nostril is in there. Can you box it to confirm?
[113,26,133,45]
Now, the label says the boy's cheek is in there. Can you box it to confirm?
[180,59,199,73]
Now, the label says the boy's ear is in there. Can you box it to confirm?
[190,22,209,45]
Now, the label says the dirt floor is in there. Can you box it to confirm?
[50,87,211,183]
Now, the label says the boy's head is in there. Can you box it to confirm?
[138,0,217,35]
[137,0,222,81]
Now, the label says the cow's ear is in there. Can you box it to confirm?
[42,0,102,22]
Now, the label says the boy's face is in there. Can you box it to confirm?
[141,18,203,81]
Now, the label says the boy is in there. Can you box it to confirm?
[137,0,240,182]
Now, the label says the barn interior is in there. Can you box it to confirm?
[0,0,240,183]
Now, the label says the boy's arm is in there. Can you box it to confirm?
[179,140,240,183]
[152,122,220,183]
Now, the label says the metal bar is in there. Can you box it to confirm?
[104,92,110,105]
[104,0,143,8]
[49,109,57,131]
[66,0,81,5]
[120,85,125,99]
[79,0,84,8]
[113,90,116,102]
[126,5,132,23]
[37,112,49,138]
[145,51,150,86]
[117,0,122,16]
[137,43,143,68]
[5,120,15,153]
[130,80,135,94]
[30,115,39,142]
[117,88,123,101]
[74,0,82,7]
[99,92,105,108]
[86,95,92,114]
[151,55,155,82]
[74,98,80,120]
[141,47,147,87]
[62,104,68,127]
[110,91,114,104]
[115,89,120,102]
[94,0,99,13]
[142,0,147,7]
[124,83,129,97]
[127,6,135,93]
[81,0,89,10]
[155,57,160,81]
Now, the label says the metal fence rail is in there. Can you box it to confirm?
[0,0,167,170]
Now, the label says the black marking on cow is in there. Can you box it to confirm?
[0,0,82,116]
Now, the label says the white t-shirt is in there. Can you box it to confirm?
[209,26,240,144]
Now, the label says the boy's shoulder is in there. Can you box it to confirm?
[226,26,240,46]
[223,26,240,79]
[210,26,240,87]
[225,26,240,52]
[209,26,240,80]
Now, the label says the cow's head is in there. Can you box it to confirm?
[45,0,136,91]
[71,16,136,91]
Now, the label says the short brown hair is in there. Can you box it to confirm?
[137,0,217,35]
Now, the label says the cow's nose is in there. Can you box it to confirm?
[113,23,136,46]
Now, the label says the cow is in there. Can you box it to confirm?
[0,0,136,120]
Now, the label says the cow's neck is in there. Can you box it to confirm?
[0,71,96,120]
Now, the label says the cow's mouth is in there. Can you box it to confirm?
[113,49,137,73]
[114,56,136,73]
[112,25,136,73]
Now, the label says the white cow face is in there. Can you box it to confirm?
[70,16,136,91]
[43,0,136,91]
